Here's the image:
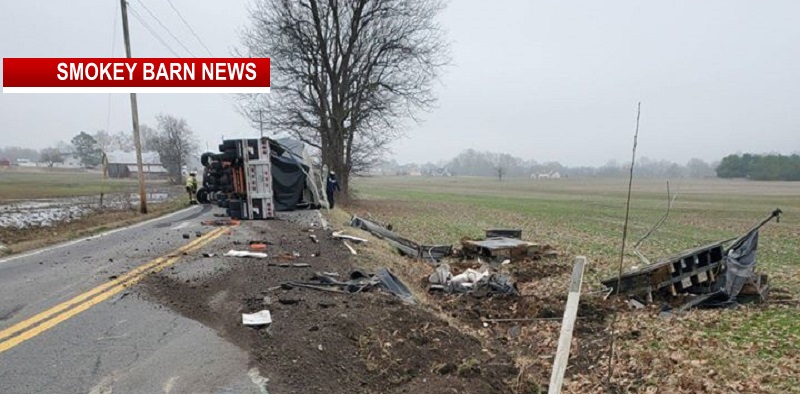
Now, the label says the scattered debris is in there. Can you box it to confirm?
[225,250,268,258]
[428,263,518,296]
[278,296,302,305]
[375,267,415,304]
[202,252,216,258]
[485,229,522,239]
[350,215,451,261]
[461,237,541,263]
[282,268,415,303]
[309,234,318,243]
[202,219,240,226]
[343,241,357,255]
[602,240,726,300]
[242,310,272,326]
[602,209,781,310]
[195,231,203,237]
[250,243,268,251]
[321,271,339,277]
[331,231,368,244]
[182,233,190,239]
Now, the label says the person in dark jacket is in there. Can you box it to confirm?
[326,171,341,208]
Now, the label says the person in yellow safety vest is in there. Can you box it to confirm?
[185,171,198,203]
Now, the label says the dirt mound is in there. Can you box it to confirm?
[141,219,520,393]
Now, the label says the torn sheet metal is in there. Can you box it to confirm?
[376,268,415,304]
[284,268,416,303]
[724,229,760,299]
[350,215,451,262]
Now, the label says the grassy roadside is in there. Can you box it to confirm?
[0,168,137,201]
[0,168,188,255]
[342,176,800,393]
[0,199,188,256]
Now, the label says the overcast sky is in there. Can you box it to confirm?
[1,0,798,166]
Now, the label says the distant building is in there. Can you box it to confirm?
[16,158,37,167]
[105,151,168,179]
[533,171,561,180]
[0,158,10,167]
[53,155,84,169]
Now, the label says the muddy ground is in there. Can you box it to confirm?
[141,217,522,393]
[140,207,626,393]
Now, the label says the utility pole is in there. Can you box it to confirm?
[120,0,148,214]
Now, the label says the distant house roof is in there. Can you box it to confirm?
[107,151,161,165]
[126,164,168,173]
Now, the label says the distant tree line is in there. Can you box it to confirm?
[376,149,720,180]
[716,153,800,181]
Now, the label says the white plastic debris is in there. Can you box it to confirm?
[332,231,368,243]
[428,264,452,285]
[225,250,268,258]
[242,310,272,326]
[450,268,489,285]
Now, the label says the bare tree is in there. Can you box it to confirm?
[239,0,449,196]
[93,130,114,154]
[491,153,517,182]
[110,130,135,152]
[138,125,158,152]
[39,148,64,167]
[149,114,198,184]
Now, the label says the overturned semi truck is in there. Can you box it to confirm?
[197,137,324,219]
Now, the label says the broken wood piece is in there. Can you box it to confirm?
[481,317,567,323]
[548,256,586,394]
[283,282,348,294]
[343,241,357,255]
[461,237,539,262]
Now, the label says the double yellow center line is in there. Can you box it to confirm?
[0,226,227,354]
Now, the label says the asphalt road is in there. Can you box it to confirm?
[0,205,267,394]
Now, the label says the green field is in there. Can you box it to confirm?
[350,176,800,392]
[0,168,150,201]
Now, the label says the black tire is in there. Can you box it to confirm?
[200,152,214,167]
[196,187,210,204]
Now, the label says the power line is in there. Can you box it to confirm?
[110,0,120,57]
[164,0,215,57]
[127,4,181,57]
[135,0,196,57]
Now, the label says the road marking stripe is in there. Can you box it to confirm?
[0,227,225,350]
[0,229,215,342]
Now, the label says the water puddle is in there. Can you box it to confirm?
[0,193,172,229]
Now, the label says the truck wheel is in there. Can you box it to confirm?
[196,187,210,204]
[200,152,214,167]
